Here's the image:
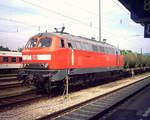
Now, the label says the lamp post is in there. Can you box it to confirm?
[99,0,101,41]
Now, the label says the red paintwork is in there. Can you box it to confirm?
[22,36,124,70]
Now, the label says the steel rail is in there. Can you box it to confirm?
[38,76,150,120]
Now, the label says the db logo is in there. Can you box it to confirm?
[32,55,37,60]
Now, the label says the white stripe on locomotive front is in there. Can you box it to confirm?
[23,55,32,60]
[23,55,51,60]
[37,55,51,60]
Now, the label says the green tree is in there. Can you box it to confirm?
[17,48,23,52]
[0,45,11,51]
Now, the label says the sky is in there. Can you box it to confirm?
[0,0,149,53]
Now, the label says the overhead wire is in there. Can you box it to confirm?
[51,0,121,25]
[0,17,37,27]
[1,0,133,39]
[0,0,145,51]
[0,0,99,33]
[21,0,126,37]
[0,4,81,32]
[21,0,118,31]
[54,0,131,38]
[21,0,92,27]
[56,0,98,17]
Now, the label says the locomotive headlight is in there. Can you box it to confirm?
[40,63,49,68]
[24,63,29,68]
[44,63,49,68]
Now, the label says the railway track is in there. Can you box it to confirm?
[0,73,23,90]
[0,88,44,112]
[0,73,18,78]
[0,74,44,111]
[0,76,18,82]
[0,82,23,90]
[0,73,150,120]
[38,76,150,120]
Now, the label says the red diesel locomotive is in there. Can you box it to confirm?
[18,30,124,93]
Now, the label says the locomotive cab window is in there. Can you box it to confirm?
[25,38,37,48]
[3,57,8,62]
[11,57,16,62]
[38,38,52,48]
[68,42,72,48]
[60,39,65,48]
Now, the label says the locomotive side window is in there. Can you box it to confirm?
[84,43,89,51]
[110,48,113,54]
[3,57,8,62]
[71,41,77,49]
[60,39,65,48]
[19,57,22,62]
[87,43,93,52]
[92,44,98,52]
[105,47,109,54]
[99,46,104,53]
[11,57,16,62]
[76,42,82,50]
[97,46,101,52]
[68,42,72,48]
[112,48,116,54]
[109,48,113,54]
[103,47,106,53]
[38,38,52,47]
[25,38,37,48]
[80,42,86,51]
[108,48,111,54]
[67,40,77,49]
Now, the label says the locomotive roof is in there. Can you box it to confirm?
[0,51,22,57]
[32,32,117,49]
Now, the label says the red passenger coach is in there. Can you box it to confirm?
[19,31,124,93]
[0,51,22,73]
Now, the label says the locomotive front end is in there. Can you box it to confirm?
[18,33,68,93]
[19,36,52,86]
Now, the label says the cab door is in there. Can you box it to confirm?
[67,41,74,67]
